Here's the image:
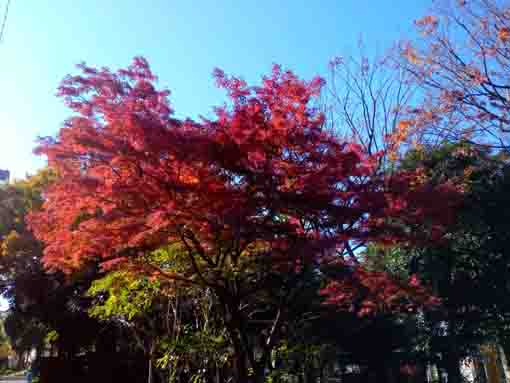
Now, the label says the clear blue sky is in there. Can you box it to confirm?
[0,1,431,179]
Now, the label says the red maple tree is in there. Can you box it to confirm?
[29,57,458,382]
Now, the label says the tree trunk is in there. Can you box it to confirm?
[216,363,221,383]
[221,292,275,383]
[374,364,389,383]
[231,336,264,383]
[232,345,248,383]
[386,365,397,383]
[444,353,462,383]
[148,343,155,383]
[148,357,153,383]
[221,296,253,383]
[16,351,24,370]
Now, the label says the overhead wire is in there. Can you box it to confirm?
[0,0,11,44]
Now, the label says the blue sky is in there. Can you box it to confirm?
[0,1,431,179]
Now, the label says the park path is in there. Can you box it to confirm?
[0,376,26,382]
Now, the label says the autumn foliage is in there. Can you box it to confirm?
[320,264,440,316]
[398,0,510,151]
[26,58,460,321]
[2,0,509,379]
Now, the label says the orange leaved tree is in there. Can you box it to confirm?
[401,0,510,152]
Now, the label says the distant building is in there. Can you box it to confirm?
[0,169,9,183]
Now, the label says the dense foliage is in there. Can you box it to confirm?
[3,1,510,382]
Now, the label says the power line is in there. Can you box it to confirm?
[0,0,11,44]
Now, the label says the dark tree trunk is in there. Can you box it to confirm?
[386,365,397,383]
[444,352,462,383]
[147,343,155,383]
[374,364,389,383]
[148,357,153,383]
[230,329,268,383]
[221,294,253,383]
[215,363,221,383]
[232,344,248,383]
[220,289,279,383]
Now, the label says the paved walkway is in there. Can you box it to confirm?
[0,376,26,382]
